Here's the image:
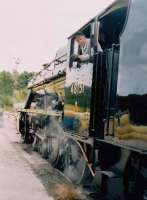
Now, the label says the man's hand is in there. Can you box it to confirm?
[71,54,80,62]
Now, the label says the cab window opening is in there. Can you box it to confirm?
[98,6,128,50]
[69,24,92,68]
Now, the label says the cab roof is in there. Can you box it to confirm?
[68,0,129,39]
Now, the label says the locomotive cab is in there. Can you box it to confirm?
[93,0,147,199]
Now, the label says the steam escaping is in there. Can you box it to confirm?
[46,117,65,138]
[44,117,92,185]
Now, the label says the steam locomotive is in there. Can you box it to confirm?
[18,0,147,199]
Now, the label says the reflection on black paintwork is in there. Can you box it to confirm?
[64,63,93,136]
[115,0,147,146]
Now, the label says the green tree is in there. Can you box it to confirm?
[14,88,28,102]
[16,71,33,90]
[0,70,34,108]
[12,70,19,88]
[0,71,14,96]
[0,71,14,108]
[0,95,13,108]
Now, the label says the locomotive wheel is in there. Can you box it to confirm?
[32,128,48,158]
[32,127,60,163]
[61,138,92,185]
[32,135,38,151]
[40,138,49,159]
[47,136,60,167]
[21,132,33,144]
[36,138,48,159]
[37,138,42,154]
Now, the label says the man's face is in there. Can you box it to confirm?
[76,36,86,47]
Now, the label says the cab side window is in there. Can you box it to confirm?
[69,24,94,68]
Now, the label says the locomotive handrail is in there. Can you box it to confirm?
[18,108,62,117]
[28,53,67,89]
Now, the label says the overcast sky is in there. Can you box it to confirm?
[0,0,114,72]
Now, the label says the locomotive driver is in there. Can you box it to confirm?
[71,32,102,63]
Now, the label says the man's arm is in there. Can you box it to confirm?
[71,39,103,63]
[78,54,90,62]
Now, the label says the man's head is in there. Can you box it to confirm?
[75,32,87,47]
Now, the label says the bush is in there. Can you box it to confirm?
[0,95,13,108]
